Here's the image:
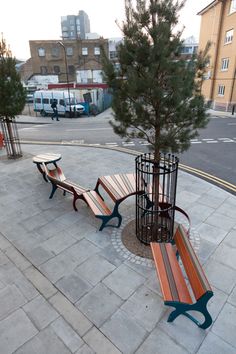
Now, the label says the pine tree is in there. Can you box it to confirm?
[102,0,211,242]
[102,0,210,161]
[0,35,26,157]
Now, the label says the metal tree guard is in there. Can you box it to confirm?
[0,117,22,158]
[136,153,179,244]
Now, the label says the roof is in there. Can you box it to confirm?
[197,0,222,15]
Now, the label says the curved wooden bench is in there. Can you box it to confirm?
[43,164,89,211]
[151,224,213,329]
[82,190,122,231]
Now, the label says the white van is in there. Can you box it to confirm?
[33,90,85,117]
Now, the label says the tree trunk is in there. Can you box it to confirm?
[6,118,17,157]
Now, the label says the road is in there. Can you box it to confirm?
[17,110,236,194]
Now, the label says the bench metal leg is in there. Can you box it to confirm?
[96,212,122,231]
[165,291,213,329]
[36,163,48,182]
[49,184,58,199]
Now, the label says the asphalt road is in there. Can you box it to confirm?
[17,111,236,194]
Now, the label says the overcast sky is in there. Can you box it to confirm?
[1,0,210,60]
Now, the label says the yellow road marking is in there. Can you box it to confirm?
[179,163,236,193]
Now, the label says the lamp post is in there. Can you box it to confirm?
[57,41,72,117]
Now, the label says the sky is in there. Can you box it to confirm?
[1,0,211,60]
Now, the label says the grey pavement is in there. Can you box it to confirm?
[0,140,236,353]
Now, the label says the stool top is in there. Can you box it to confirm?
[32,153,61,164]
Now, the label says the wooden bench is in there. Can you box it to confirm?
[94,173,145,227]
[151,224,213,329]
[82,190,122,231]
[43,164,89,211]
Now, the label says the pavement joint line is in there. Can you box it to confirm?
[0,228,93,334]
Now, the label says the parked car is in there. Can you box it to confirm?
[33,90,85,117]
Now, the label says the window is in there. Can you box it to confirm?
[110,51,118,59]
[59,99,65,106]
[38,47,45,57]
[218,85,225,96]
[40,66,47,74]
[68,65,75,74]
[94,47,100,55]
[82,47,88,55]
[35,98,41,103]
[53,65,60,74]
[50,99,58,104]
[70,25,75,30]
[62,26,68,31]
[225,29,234,44]
[42,98,49,104]
[230,0,236,13]
[51,47,59,57]
[66,47,73,56]
[221,58,229,71]
[180,46,193,54]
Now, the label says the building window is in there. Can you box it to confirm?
[225,29,234,44]
[221,58,229,71]
[51,47,59,57]
[218,85,225,96]
[230,0,236,13]
[94,47,100,55]
[110,51,118,59]
[62,26,68,31]
[82,47,88,55]
[180,46,193,54]
[68,65,75,74]
[66,47,73,56]
[53,66,60,74]
[38,48,45,57]
[40,66,48,74]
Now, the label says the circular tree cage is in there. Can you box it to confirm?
[136,153,179,244]
[0,117,22,159]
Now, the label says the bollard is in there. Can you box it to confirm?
[0,131,4,149]
[232,105,235,115]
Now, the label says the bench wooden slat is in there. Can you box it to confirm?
[48,166,66,181]
[98,173,136,201]
[174,225,212,300]
[83,191,111,216]
[151,242,192,304]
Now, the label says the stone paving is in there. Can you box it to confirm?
[0,143,236,354]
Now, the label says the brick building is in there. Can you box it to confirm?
[198,0,236,111]
[28,38,109,85]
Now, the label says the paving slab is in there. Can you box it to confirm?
[102,263,145,300]
[76,283,123,327]
[101,309,147,353]
[1,141,236,353]
[0,309,38,354]
[23,295,60,330]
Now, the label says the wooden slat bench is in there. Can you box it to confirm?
[43,164,89,211]
[82,190,121,231]
[94,173,144,228]
[151,224,213,329]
